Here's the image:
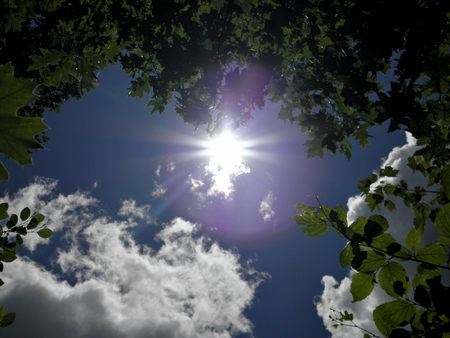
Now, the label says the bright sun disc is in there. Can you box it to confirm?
[208,132,243,169]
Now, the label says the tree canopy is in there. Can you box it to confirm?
[1,0,450,336]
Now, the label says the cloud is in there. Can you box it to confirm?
[187,159,251,202]
[151,182,167,198]
[117,198,152,223]
[315,132,442,338]
[156,165,161,177]
[0,178,267,338]
[1,177,97,251]
[167,162,176,173]
[259,190,275,222]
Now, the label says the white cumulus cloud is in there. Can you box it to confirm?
[0,178,267,338]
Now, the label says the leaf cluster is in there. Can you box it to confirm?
[294,193,450,337]
[0,203,52,327]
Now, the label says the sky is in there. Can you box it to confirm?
[0,64,430,338]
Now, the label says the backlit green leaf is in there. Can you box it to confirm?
[405,227,422,251]
[0,64,48,182]
[355,249,385,273]
[294,203,316,213]
[416,244,448,265]
[442,167,450,199]
[350,272,376,302]
[339,242,354,269]
[380,166,399,177]
[378,300,415,326]
[434,203,450,238]
[379,262,410,300]
[0,63,38,117]
[293,213,328,237]
[0,312,16,327]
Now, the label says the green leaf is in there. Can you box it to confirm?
[37,228,53,239]
[350,272,376,302]
[434,203,450,238]
[380,166,399,177]
[355,249,386,273]
[405,227,422,251]
[373,303,394,337]
[438,236,450,247]
[0,251,16,263]
[339,242,354,269]
[0,115,48,165]
[379,262,410,300]
[371,233,396,252]
[293,213,328,237]
[294,203,316,213]
[348,216,367,241]
[0,63,48,182]
[0,203,8,221]
[357,174,377,195]
[442,166,450,199]
[16,234,23,245]
[20,207,31,221]
[0,307,4,319]
[28,48,66,71]
[33,214,45,223]
[0,162,8,182]
[0,312,16,327]
[374,301,415,335]
[27,218,39,230]
[0,278,3,287]
[0,63,38,117]
[7,214,18,229]
[416,243,448,265]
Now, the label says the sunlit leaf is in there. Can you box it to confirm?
[355,249,385,273]
[294,203,316,213]
[405,227,422,252]
[379,262,410,300]
[293,213,328,237]
[434,203,450,238]
[416,244,448,265]
[350,272,376,302]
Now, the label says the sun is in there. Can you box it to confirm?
[202,131,249,197]
[208,131,243,170]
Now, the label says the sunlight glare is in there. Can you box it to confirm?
[204,131,249,198]
[208,132,243,170]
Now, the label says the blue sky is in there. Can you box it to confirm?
[0,65,421,338]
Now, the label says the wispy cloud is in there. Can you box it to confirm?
[0,178,267,338]
[315,132,442,338]
[151,182,167,198]
[155,165,161,177]
[259,190,275,222]
[166,162,176,173]
[117,198,152,223]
